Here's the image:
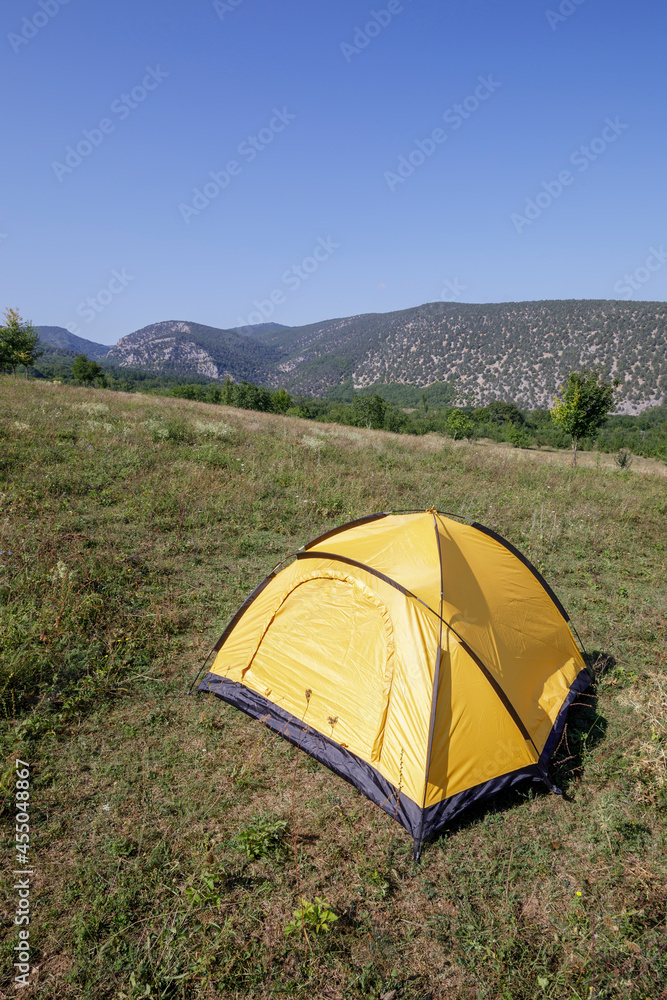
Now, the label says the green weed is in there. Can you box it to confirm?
[235,817,288,859]
[285,897,339,936]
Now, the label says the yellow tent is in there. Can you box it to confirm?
[199,510,590,858]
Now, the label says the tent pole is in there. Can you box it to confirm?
[186,645,216,695]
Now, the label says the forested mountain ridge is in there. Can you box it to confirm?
[104,320,284,382]
[250,299,667,413]
[37,301,667,413]
[37,326,110,359]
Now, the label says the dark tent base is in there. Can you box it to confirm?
[198,666,591,859]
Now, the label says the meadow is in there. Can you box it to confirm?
[0,376,665,999]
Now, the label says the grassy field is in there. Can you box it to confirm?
[1,376,666,1000]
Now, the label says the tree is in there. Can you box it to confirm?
[445,409,474,440]
[205,384,222,404]
[550,369,620,466]
[384,405,407,433]
[234,380,274,412]
[474,400,526,426]
[0,336,10,374]
[0,309,43,377]
[273,388,291,414]
[72,354,103,385]
[351,393,387,430]
[222,376,236,406]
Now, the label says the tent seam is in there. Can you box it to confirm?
[415,511,445,859]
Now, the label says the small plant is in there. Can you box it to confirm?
[614,448,633,469]
[366,867,391,899]
[228,763,263,790]
[164,419,195,444]
[285,897,338,936]
[236,817,288,859]
[184,869,223,908]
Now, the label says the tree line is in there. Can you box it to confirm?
[166,371,660,465]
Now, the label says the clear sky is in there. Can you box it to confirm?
[1,0,665,345]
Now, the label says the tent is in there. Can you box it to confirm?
[199,510,590,858]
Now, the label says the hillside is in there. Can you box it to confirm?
[237,322,289,336]
[81,300,667,413]
[105,319,284,382]
[37,325,110,359]
[1,376,665,998]
[253,299,667,413]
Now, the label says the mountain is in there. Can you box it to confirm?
[37,326,110,359]
[48,300,667,413]
[105,320,284,381]
[236,322,289,336]
[251,299,667,413]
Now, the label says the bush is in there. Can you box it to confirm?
[445,410,475,440]
[615,448,633,470]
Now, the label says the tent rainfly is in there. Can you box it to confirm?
[199,510,590,858]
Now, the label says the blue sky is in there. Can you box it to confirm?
[1,0,665,345]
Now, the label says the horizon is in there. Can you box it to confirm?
[3,0,666,346]
[36,294,667,349]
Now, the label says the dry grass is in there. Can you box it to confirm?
[0,376,666,1000]
[473,437,667,477]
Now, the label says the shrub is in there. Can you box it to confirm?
[615,448,633,470]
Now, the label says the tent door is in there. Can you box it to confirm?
[241,573,396,765]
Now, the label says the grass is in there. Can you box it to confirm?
[0,375,666,999]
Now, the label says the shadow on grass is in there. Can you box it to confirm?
[427,651,612,852]
[548,648,612,794]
